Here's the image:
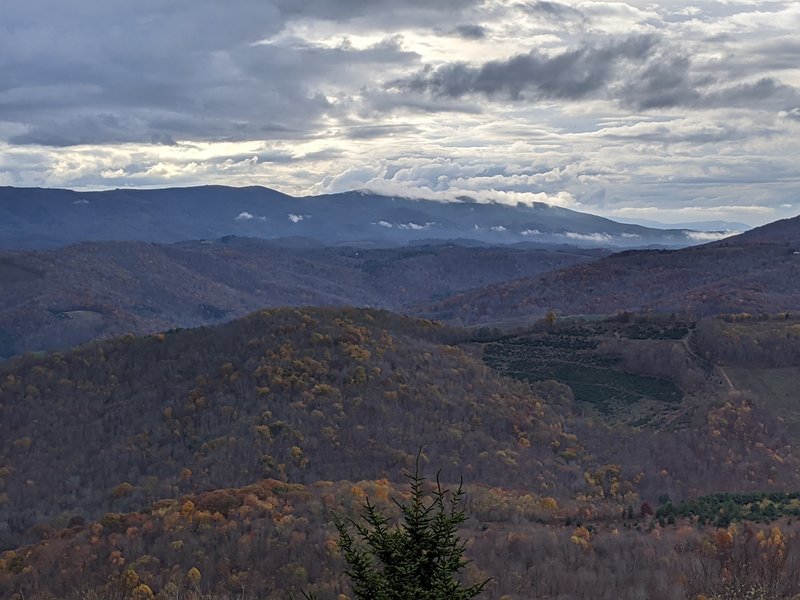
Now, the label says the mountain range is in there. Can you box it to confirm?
[2,211,799,360]
[0,185,728,250]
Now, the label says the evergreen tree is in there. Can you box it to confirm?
[333,459,489,600]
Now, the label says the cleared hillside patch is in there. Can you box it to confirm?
[482,319,688,426]
[727,367,800,439]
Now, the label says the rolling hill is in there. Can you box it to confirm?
[3,308,800,599]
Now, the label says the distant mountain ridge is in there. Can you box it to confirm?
[423,215,800,325]
[612,217,751,232]
[707,214,800,248]
[0,185,722,250]
[3,215,799,360]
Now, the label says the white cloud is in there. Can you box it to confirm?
[398,221,434,230]
[685,230,737,242]
[288,213,305,223]
[563,232,614,243]
[235,211,254,221]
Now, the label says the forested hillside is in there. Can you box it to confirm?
[5,475,800,599]
[480,315,800,502]
[0,308,580,550]
[424,238,800,325]
[4,309,800,599]
[0,239,600,359]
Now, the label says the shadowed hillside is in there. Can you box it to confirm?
[0,238,602,359]
[423,216,800,325]
[3,309,800,599]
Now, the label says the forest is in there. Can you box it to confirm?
[3,308,800,598]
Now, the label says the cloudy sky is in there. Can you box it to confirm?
[1,0,798,225]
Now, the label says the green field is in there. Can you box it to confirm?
[504,360,682,413]
[483,322,686,425]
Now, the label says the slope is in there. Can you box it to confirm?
[423,216,800,325]
[0,307,579,551]
[3,310,800,599]
[2,476,785,600]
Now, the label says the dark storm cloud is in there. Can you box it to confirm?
[1,22,417,145]
[615,51,701,109]
[5,0,797,152]
[392,33,800,112]
[393,35,661,102]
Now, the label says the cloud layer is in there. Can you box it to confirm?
[1,0,799,225]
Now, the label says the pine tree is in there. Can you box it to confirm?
[332,458,488,600]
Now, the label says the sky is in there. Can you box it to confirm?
[1,0,798,226]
